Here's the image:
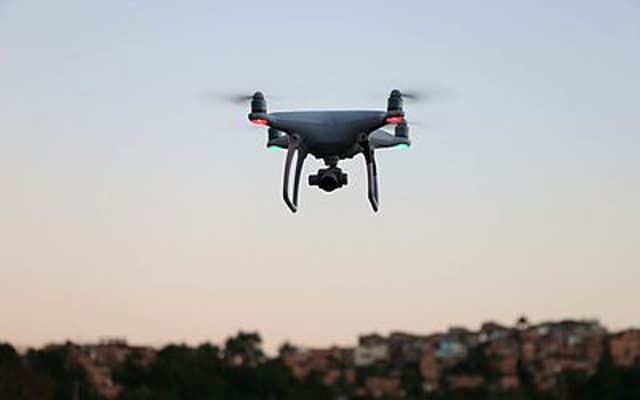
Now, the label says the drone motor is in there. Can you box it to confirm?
[249,91,268,124]
[387,89,404,113]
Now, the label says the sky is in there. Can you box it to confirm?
[1,0,639,353]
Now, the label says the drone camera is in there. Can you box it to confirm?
[309,167,348,192]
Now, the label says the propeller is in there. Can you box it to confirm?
[222,93,255,104]
[373,84,451,104]
[397,85,451,103]
[196,91,282,105]
[400,90,427,102]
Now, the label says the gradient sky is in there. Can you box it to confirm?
[1,0,639,353]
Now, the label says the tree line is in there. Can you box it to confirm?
[1,332,639,400]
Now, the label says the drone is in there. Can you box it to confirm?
[243,89,414,213]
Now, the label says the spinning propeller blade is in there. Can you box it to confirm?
[374,85,451,104]
[196,91,282,105]
[223,94,255,104]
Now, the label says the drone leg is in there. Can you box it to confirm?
[282,136,300,213]
[292,150,307,208]
[372,153,379,204]
[362,143,379,212]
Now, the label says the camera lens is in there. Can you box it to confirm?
[320,174,339,192]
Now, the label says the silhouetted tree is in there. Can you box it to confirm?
[224,331,265,367]
[25,343,101,400]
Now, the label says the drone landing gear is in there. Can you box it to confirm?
[282,135,380,213]
[361,140,379,212]
[282,135,306,213]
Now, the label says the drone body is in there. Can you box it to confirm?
[248,90,412,213]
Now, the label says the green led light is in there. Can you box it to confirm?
[395,143,410,149]
[267,145,280,151]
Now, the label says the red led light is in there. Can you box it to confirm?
[250,118,269,126]
[385,116,404,124]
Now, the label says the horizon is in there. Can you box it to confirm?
[4,316,637,356]
[1,1,639,356]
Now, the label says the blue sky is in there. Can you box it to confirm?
[1,1,639,351]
